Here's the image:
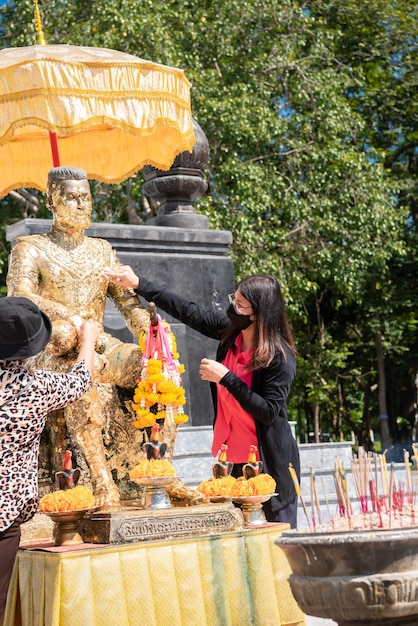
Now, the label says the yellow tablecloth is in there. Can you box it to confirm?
[4,524,305,626]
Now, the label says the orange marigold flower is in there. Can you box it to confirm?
[39,485,95,512]
[134,413,157,428]
[144,392,160,406]
[147,373,165,385]
[146,359,163,373]
[136,380,148,391]
[132,405,147,415]
[248,474,276,495]
[129,458,176,479]
[230,478,255,496]
[196,476,236,496]
[157,380,177,393]
[174,413,189,424]
[159,392,177,405]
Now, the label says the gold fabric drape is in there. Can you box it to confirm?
[0,45,196,196]
[4,525,305,626]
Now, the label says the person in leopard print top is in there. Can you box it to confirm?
[0,296,99,621]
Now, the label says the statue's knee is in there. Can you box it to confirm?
[105,343,142,388]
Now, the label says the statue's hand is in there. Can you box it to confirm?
[129,307,151,338]
[46,320,79,356]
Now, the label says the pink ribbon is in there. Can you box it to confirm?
[142,315,176,370]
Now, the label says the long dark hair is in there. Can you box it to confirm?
[221,274,296,371]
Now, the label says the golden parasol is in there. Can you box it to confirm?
[0,2,195,197]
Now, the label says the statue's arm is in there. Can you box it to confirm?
[106,250,149,338]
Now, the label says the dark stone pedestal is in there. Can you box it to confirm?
[6,219,234,426]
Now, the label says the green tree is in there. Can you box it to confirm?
[0,0,416,452]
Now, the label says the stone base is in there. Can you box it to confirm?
[146,212,209,229]
[78,501,244,544]
[20,512,55,544]
[290,571,418,626]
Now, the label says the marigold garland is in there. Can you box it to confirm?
[133,318,189,429]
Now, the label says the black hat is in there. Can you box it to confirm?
[0,297,52,361]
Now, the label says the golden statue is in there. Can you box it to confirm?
[7,166,150,508]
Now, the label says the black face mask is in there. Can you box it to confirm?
[226,303,254,330]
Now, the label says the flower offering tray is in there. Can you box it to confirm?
[131,477,174,510]
[44,508,97,546]
[78,501,244,544]
[232,494,277,526]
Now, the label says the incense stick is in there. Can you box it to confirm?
[289,463,311,530]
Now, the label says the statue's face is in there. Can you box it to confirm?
[51,179,92,231]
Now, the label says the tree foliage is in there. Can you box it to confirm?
[0,0,416,453]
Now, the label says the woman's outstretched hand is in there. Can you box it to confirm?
[103,266,140,290]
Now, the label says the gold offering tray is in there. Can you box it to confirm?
[231,493,277,526]
[131,477,175,510]
[43,508,97,546]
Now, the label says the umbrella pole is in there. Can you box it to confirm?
[34,2,60,166]
[49,132,60,167]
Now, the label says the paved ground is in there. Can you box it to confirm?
[304,616,337,625]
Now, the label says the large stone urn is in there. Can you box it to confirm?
[142,118,210,229]
[276,526,418,626]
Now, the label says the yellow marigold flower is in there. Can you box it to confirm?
[175,396,186,407]
[146,359,163,373]
[135,381,148,394]
[160,392,177,405]
[147,373,165,385]
[133,390,147,404]
[130,458,175,479]
[177,364,185,374]
[174,413,189,424]
[157,380,177,393]
[248,474,276,495]
[230,478,255,496]
[39,485,95,512]
[155,410,166,420]
[134,413,157,428]
[134,406,152,417]
[144,394,159,407]
[132,405,147,415]
[197,476,236,496]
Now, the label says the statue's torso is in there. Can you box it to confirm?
[9,233,117,321]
